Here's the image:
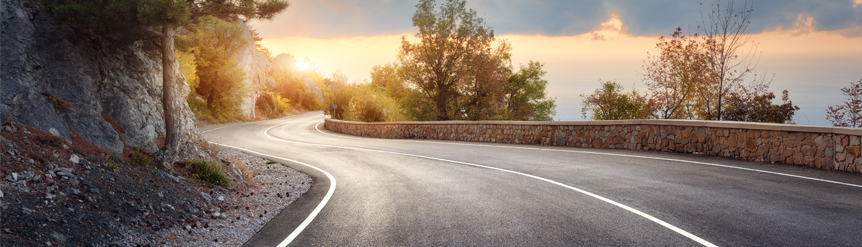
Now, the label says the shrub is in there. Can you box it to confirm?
[177,159,230,186]
[37,135,63,147]
[102,161,119,171]
[255,92,292,118]
[109,152,124,163]
[130,146,151,167]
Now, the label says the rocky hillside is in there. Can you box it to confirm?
[1,0,197,154]
[1,0,313,245]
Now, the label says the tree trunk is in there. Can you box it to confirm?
[436,87,449,120]
[160,24,182,169]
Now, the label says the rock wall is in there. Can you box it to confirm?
[325,118,862,174]
[234,22,273,119]
[1,0,198,153]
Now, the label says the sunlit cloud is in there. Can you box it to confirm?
[855,0,862,8]
[590,14,626,40]
[771,14,816,36]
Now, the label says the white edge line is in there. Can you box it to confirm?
[202,114,336,247]
[264,120,716,246]
[315,122,862,189]
[209,142,336,247]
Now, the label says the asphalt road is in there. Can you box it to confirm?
[202,112,862,246]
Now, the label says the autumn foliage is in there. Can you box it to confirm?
[826,80,862,128]
[582,0,799,124]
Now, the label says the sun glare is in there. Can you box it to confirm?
[295,61,309,71]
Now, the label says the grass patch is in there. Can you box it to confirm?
[130,146,151,167]
[37,135,63,147]
[102,160,119,171]
[265,160,276,164]
[177,159,230,186]
[109,152,124,163]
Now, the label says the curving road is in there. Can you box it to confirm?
[202,112,862,246]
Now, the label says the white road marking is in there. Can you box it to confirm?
[262,119,719,246]
[209,142,336,247]
[315,121,862,189]
[203,113,336,247]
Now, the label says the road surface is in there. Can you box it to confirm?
[202,112,862,246]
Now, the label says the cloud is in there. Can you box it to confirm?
[590,14,626,40]
[250,0,862,39]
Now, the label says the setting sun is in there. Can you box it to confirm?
[295,60,309,71]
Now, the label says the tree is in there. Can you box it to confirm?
[643,28,708,119]
[699,0,763,120]
[179,17,249,118]
[505,61,557,121]
[826,80,862,127]
[723,90,799,123]
[399,0,495,120]
[460,40,512,120]
[369,63,407,101]
[41,0,289,167]
[581,81,648,120]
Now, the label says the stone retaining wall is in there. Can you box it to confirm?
[325,118,862,173]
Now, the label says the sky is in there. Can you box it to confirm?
[250,0,862,126]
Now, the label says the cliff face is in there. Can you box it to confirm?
[0,0,198,153]
[233,22,274,119]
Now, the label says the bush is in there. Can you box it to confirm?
[255,92,291,118]
[109,152,124,163]
[37,135,63,147]
[130,146,151,167]
[177,159,230,186]
[102,161,119,171]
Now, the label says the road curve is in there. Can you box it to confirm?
[203,112,862,246]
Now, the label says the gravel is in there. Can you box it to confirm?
[149,147,312,246]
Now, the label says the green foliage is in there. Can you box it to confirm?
[723,90,800,124]
[389,0,554,122]
[109,152,124,163]
[505,61,557,121]
[370,63,409,101]
[130,146,152,167]
[256,92,291,118]
[581,81,648,120]
[37,135,63,147]
[177,17,249,121]
[324,86,355,120]
[399,89,438,121]
[265,160,276,164]
[400,0,496,120]
[177,159,230,186]
[267,56,327,114]
[345,86,407,122]
[175,49,199,94]
[102,160,119,172]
